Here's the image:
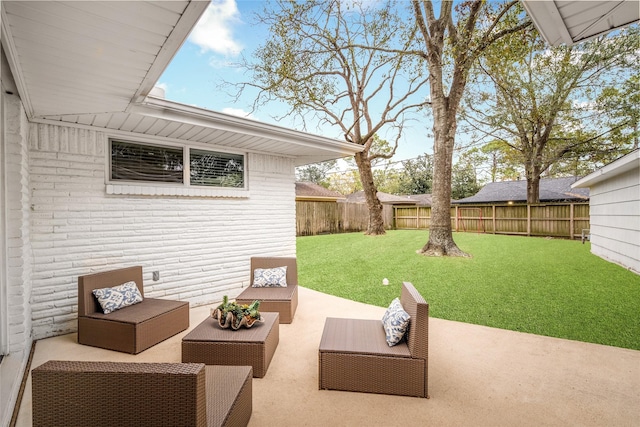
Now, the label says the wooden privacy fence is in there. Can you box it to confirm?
[394,203,590,239]
[297,201,590,239]
[296,201,394,236]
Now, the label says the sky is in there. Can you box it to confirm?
[158,0,434,169]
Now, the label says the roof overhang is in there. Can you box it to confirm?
[1,0,210,118]
[572,150,640,188]
[521,0,640,46]
[1,0,361,165]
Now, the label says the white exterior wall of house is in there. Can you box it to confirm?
[573,150,640,274]
[0,93,299,423]
[1,91,33,427]
[28,122,297,339]
[584,166,639,274]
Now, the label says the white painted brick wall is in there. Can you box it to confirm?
[28,123,297,339]
[1,90,33,427]
[5,93,32,352]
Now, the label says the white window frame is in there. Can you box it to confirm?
[106,138,249,198]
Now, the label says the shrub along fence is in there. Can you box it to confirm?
[297,200,590,239]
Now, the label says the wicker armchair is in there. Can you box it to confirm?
[77,266,189,354]
[31,361,252,427]
[235,257,298,324]
[318,282,429,398]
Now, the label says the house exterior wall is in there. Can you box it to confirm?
[587,167,640,274]
[1,91,33,427]
[27,123,297,339]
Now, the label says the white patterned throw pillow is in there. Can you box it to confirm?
[381,298,411,346]
[252,266,288,287]
[92,281,143,314]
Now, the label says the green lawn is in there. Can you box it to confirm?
[297,230,640,350]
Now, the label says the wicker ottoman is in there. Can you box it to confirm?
[31,361,252,427]
[182,312,279,378]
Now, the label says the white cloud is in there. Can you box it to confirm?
[222,107,253,119]
[208,57,237,69]
[188,0,243,56]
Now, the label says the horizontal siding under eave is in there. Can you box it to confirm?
[587,167,640,273]
[28,123,297,339]
[591,237,640,274]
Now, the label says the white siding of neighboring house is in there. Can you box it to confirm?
[587,166,640,274]
[27,122,297,340]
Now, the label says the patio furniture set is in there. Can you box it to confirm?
[31,257,429,426]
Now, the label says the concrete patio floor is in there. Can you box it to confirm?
[14,286,640,426]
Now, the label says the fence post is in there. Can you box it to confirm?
[492,205,496,234]
[455,205,459,231]
[570,203,574,240]
[527,205,531,236]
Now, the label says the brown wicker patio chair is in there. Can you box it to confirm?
[318,282,429,398]
[77,266,189,354]
[31,360,252,427]
[235,257,298,324]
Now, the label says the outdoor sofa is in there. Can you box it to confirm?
[77,266,189,354]
[319,281,429,397]
[31,360,252,427]
[235,257,299,324]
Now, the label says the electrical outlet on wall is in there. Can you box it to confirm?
[152,271,160,281]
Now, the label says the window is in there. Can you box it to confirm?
[190,149,244,188]
[111,140,183,183]
[110,140,245,189]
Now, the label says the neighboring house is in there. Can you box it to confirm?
[0,1,361,423]
[295,182,345,202]
[455,177,590,204]
[343,190,420,205]
[572,150,640,274]
[406,194,432,207]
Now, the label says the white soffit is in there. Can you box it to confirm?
[522,0,640,46]
[1,0,208,118]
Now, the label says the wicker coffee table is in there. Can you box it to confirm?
[182,311,279,378]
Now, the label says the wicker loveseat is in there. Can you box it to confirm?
[318,282,429,398]
[31,361,252,427]
[235,257,298,324]
[77,266,189,354]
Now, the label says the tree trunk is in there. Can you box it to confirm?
[355,152,385,235]
[418,102,468,257]
[525,158,542,204]
[526,175,541,204]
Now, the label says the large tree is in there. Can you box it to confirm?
[451,149,483,199]
[480,140,522,182]
[239,0,429,235]
[464,25,639,203]
[409,0,531,256]
[295,160,337,185]
[397,154,433,195]
[595,74,640,151]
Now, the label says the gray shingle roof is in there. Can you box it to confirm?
[406,194,432,206]
[295,182,345,200]
[343,190,419,205]
[455,177,590,204]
